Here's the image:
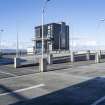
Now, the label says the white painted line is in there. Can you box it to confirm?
[50,71,92,80]
[69,74,92,80]
[0,69,91,81]
[91,96,105,105]
[0,70,17,77]
[0,72,39,81]
[0,84,45,96]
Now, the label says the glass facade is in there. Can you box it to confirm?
[35,28,41,38]
[61,22,66,49]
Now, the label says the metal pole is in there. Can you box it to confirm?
[0,29,3,53]
[59,32,61,51]
[41,8,44,72]
[16,31,19,58]
[96,19,105,52]
[41,0,50,72]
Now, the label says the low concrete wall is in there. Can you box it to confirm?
[1,50,105,66]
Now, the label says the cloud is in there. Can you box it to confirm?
[69,36,101,50]
[0,41,33,49]
[70,36,97,47]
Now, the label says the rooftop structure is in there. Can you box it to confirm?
[33,22,69,53]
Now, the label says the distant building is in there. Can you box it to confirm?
[33,22,69,52]
[27,47,35,55]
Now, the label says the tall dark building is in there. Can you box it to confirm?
[33,22,69,52]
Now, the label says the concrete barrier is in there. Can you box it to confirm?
[39,58,47,72]
[71,51,75,63]
[95,51,101,63]
[47,54,53,64]
[14,57,20,68]
[86,50,90,61]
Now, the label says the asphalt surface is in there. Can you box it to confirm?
[1,60,105,105]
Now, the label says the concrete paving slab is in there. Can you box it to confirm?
[0,70,89,105]
[0,65,39,79]
[2,76,105,105]
[1,61,105,104]
[0,72,13,79]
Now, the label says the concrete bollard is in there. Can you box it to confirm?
[86,50,90,61]
[39,58,47,72]
[95,51,101,63]
[47,54,53,64]
[14,57,20,68]
[71,51,75,63]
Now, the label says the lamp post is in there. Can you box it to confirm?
[14,31,20,68]
[97,19,105,50]
[95,18,105,63]
[41,0,50,72]
[16,31,19,58]
[100,19,105,22]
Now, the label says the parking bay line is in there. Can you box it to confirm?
[0,70,17,77]
[0,73,40,81]
[90,95,105,105]
[0,84,45,96]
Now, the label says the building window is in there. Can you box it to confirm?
[35,28,41,38]
[36,41,42,49]
[47,25,51,38]
[48,25,50,30]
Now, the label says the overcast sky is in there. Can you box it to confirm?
[0,0,105,49]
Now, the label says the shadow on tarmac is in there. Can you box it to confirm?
[0,85,27,101]
[0,77,104,105]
